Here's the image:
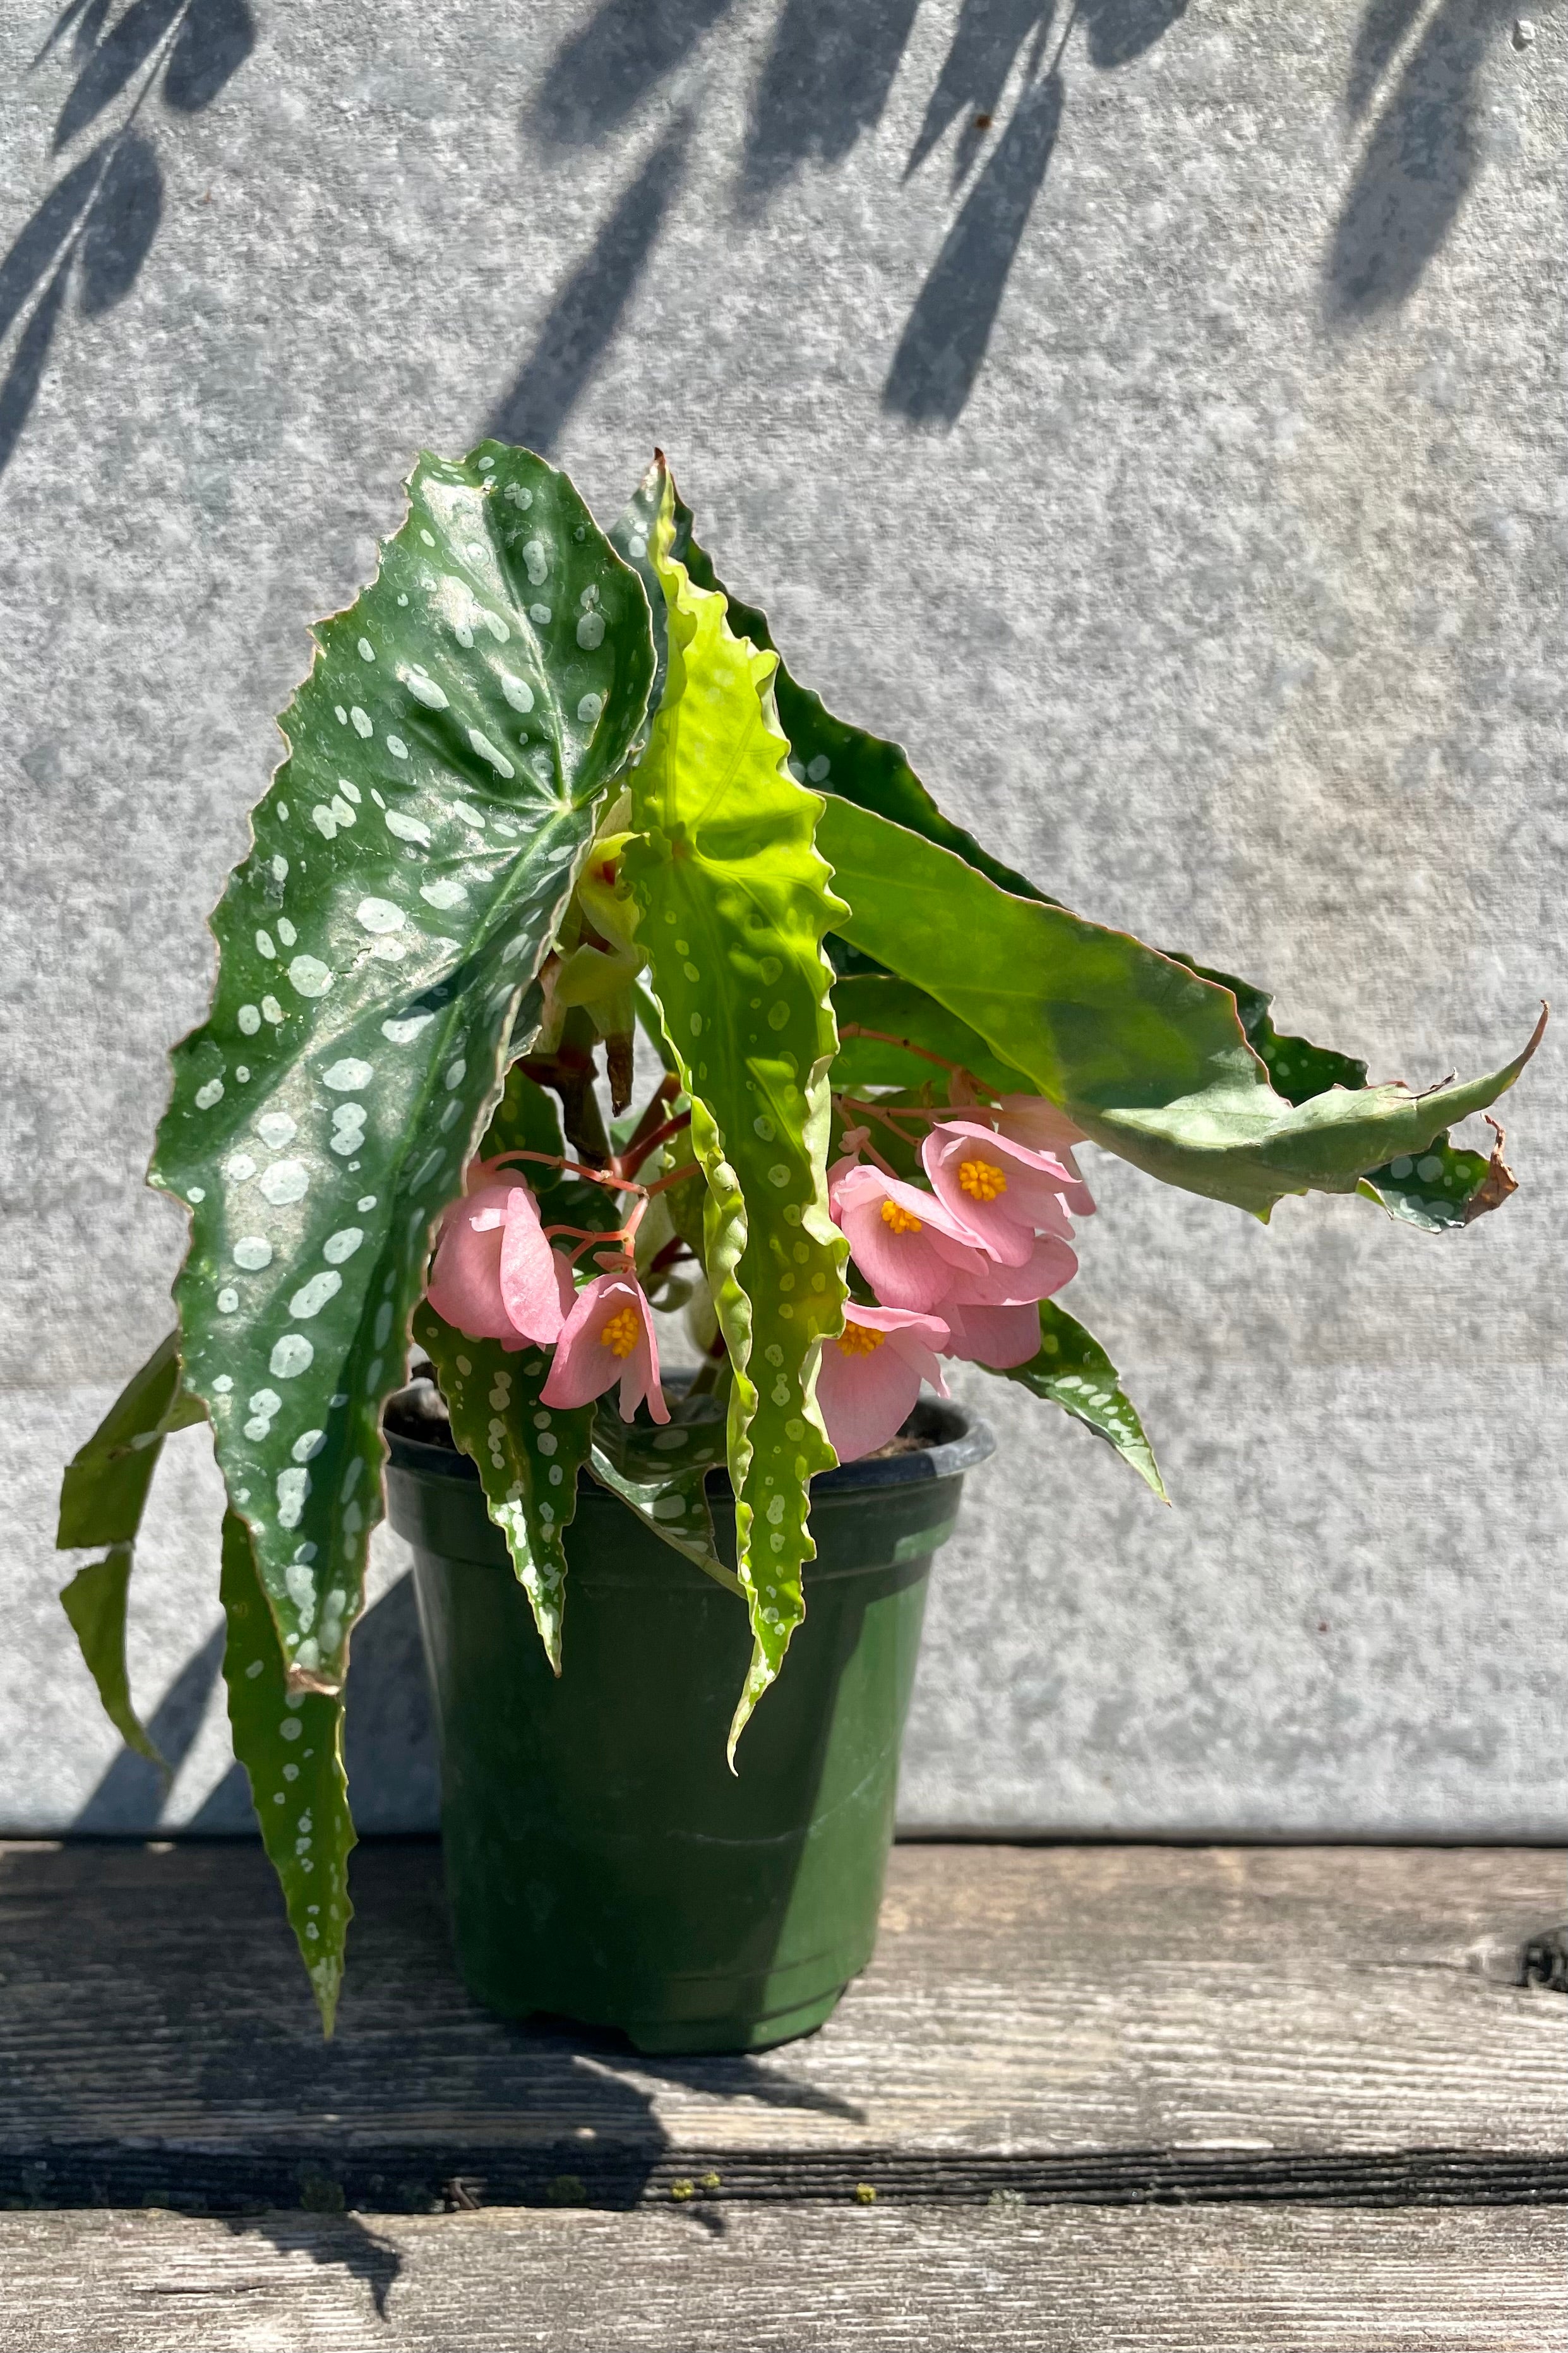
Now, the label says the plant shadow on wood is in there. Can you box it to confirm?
[887,0,1188,424]
[0,0,253,479]
[1327,0,1514,318]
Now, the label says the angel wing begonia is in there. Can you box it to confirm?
[816,1303,950,1462]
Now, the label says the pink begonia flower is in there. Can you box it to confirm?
[938,1297,1043,1370]
[991,1097,1096,1218]
[427,1183,573,1347]
[921,1120,1076,1266]
[541,1270,669,1424]
[816,1304,950,1464]
[828,1158,992,1313]
[943,1226,1078,1308]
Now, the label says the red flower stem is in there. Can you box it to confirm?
[643,1160,704,1200]
[618,1108,693,1181]
[616,1074,681,1169]
[831,1097,900,1178]
[835,1025,1000,1099]
[488,1148,644,1197]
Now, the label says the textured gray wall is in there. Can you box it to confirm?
[3,0,1564,1838]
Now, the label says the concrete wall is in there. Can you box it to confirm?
[3,0,1564,1838]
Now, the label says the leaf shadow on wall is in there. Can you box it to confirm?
[486,116,692,455]
[528,0,736,147]
[1326,0,1514,319]
[884,71,1065,428]
[887,0,1188,425]
[0,0,253,481]
[739,0,923,207]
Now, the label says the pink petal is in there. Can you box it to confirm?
[499,1189,572,1344]
[817,1333,925,1462]
[540,1272,667,1421]
[941,1299,1042,1368]
[941,1231,1077,1307]
[921,1124,1076,1259]
[426,1183,524,1342]
[993,1097,1096,1216]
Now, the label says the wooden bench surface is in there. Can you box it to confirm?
[1,1839,1562,2349]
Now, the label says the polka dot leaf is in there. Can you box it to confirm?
[1000,1302,1167,1500]
[218,1510,354,2035]
[150,444,656,1697]
[587,1401,739,1594]
[620,460,849,1762]
[412,1305,593,1673]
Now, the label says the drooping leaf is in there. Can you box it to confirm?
[413,1303,593,1671]
[56,1328,205,1766]
[56,1328,202,1550]
[654,497,1538,1231]
[1174,957,1497,1231]
[587,1397,740,1594]
[150,443,655,1695]
[218,1510,354,2035]
[996,1301,1166,1499]
[58,1547,164,1770]
[816,793,1543,1217]
[621,460,849,1757]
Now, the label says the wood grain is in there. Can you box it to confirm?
[2,2204,1564,2353]
[1,1841,1560,2213]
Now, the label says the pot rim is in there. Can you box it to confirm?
[385,1385,996,1496]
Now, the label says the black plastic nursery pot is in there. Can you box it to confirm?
[384,1394,994,2055]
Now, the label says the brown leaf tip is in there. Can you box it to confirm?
[1463,1116,1519,1224]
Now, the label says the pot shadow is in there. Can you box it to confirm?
[1326,0,1514,320]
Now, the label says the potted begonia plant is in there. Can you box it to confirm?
[59,445,1540,2054]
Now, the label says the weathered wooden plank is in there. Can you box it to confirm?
[0,1841,1560,2213]
[1,2204,1563,2353]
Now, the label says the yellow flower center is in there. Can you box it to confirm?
[599,1305,641,1358]
[880,1198,923,1235]
[835,1323,887,1358]
[958,1157,1008,1203]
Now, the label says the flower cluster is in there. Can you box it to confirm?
[423,1095,1092,1469]
[818,1097,1092,1460]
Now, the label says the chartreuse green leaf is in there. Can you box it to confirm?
[413,1303,593,1670]
[817,795,1542,1218]
[56,1329,206,1767]
[621,472,849,1757]
[150,444,655,1697]
[1000,1303,1166,1499]
[219,1510,354,2034]
[587,1399,739,1594]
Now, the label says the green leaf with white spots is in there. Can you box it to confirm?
[150,444,655,1695]
[587,1399,740,1594]
[414,1302,592,1671]
[621,465,849,1759]
[219,1509,354,2035]
[995,1302,1166,1500]
[56,1328,206,1766]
